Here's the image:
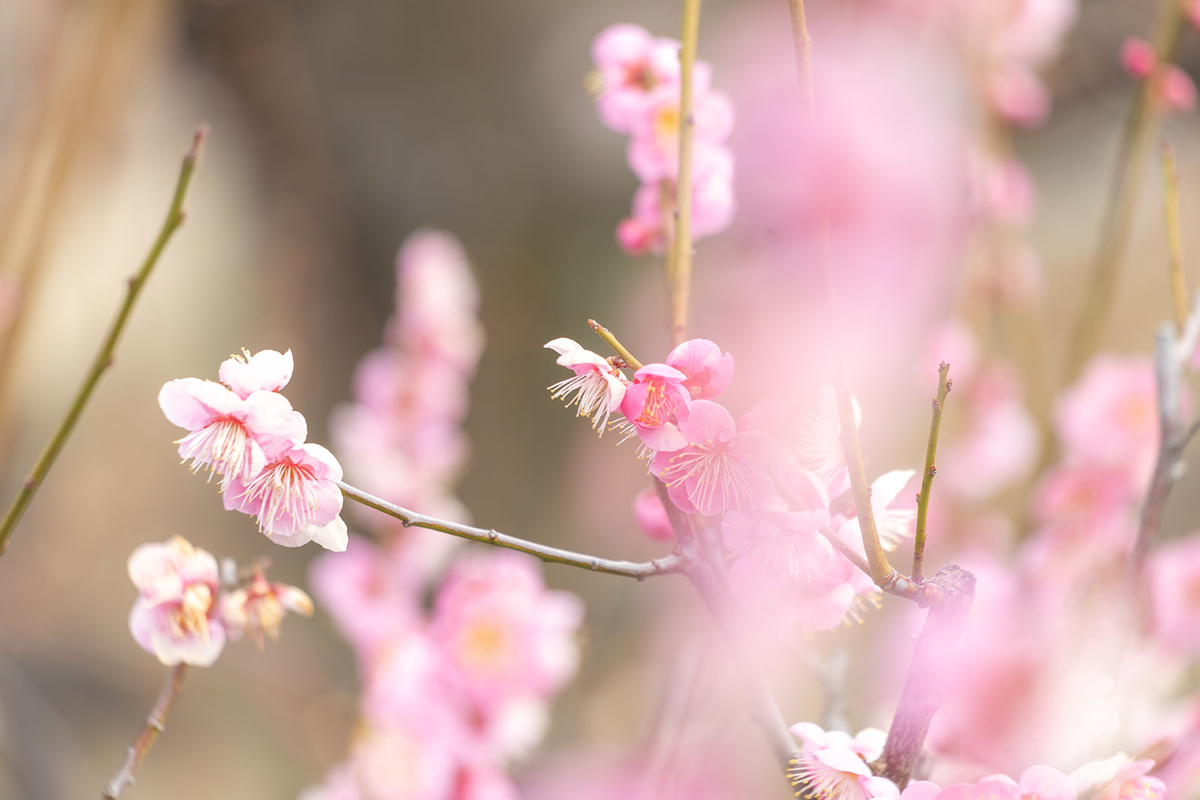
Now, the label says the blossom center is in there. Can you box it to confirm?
[636,379,674,427]
[241,459,320,533]
[178,417,249,485]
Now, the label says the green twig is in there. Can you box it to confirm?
[1163,143,1189,332]
[0,126,209,555]
[912,363,951,585]
[588,319,644,369]
[669,0,701,348]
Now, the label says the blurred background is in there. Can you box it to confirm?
[0,0,1198,797]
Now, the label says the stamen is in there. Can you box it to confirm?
[239,459,320,533]
[177,418,250,487]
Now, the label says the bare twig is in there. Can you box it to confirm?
[588,318,644,370]
[0,126,208,555]
[913,363,951,584]
[874,565,975,788]
[669,0,701,348]
[1163,144,1189,332]
[338,481,683,579]
[102,664,189,799]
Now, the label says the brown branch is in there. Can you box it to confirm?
[875,564,975,788]
[102,664,189,799]
[338,481,683,580]
[912,363,951,584]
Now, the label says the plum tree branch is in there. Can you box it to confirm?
[102,664,189,799]
[0,126,208,556]
[338,481,684,579]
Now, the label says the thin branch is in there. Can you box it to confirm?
[818,526,871,577]
[654,480,800,787]
[0,126,209,555]
[835,386,894,583]
[912,363,951,585]
[338,481,683,580]
[1135,323,1189,563]
[1061,0,1187,387]
[669,0,701,348]
[874,565,975,788]
[1163,144,1189,332]
[588,318,644,370]
[102,664,189,799]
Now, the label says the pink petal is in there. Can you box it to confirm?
[677,399,736,444]
[158,378,238,430]
[219,348,294,398]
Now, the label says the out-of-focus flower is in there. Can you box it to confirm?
[431,552,584,709]
[1121,38,1158,79]
[128,536,225,666]
[219,564,313,648]
[633,487,675,541]
[591,24,681,134]
[1162,65,1198,112]
[1071,754,1165,800]
[1149,532,1200,654]
[937,765,1076,800]
[159,377,306,489]
[1054,356,1160,485]
[651,400,779,516]
[789,722,898,800]
[225,441,348,551]
[545,338,628,434]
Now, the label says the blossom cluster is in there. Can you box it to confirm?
[305,544,583,800]
[127,536,311,666]
[159,348,348,551]
[546,335,917,631]
[331,230,484,524]
[790,722,1165,800]
[589,24,735,255]
[302,230,585,799]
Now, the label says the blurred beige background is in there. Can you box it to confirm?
[0,0,1198,798]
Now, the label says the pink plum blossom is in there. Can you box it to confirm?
[591,24,681,134]
[545,337,628,434]
[1054,356,1160,484]
[1071,755,1165,800]
[616,152,736,253]
[225,441,348,551]
[309,535,425,666]
[217,348,294,398]
[651,400,779,516]
[218,564,312,648]
[127,536,226,666]
[1149,532,1200,654]
[1121,38,1158,79]
[1162,65,1198,112]
[619,363,693,453]
[393,230,485,372]
[666,338,735,400]
[937,766,1076,800]
[789,722,898,800]
[626,81,734,184]
[430,552,584,708]
[159,377,306,489]
[633,487,675,541]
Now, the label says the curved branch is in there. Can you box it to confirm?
[102,664,189,799]
[338,482,684,580]
[0,126,208,555]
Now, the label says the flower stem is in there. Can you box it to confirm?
[1061,0,1186,387]
[338,481,683,579]
[0,126,208,556]
[102,663,189,799]
[912,363,951,585]
[588,318,644,369]
[669,0,701,348]
[1163,143,1189,332]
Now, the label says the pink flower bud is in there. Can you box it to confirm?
[1120,37,1157,79]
